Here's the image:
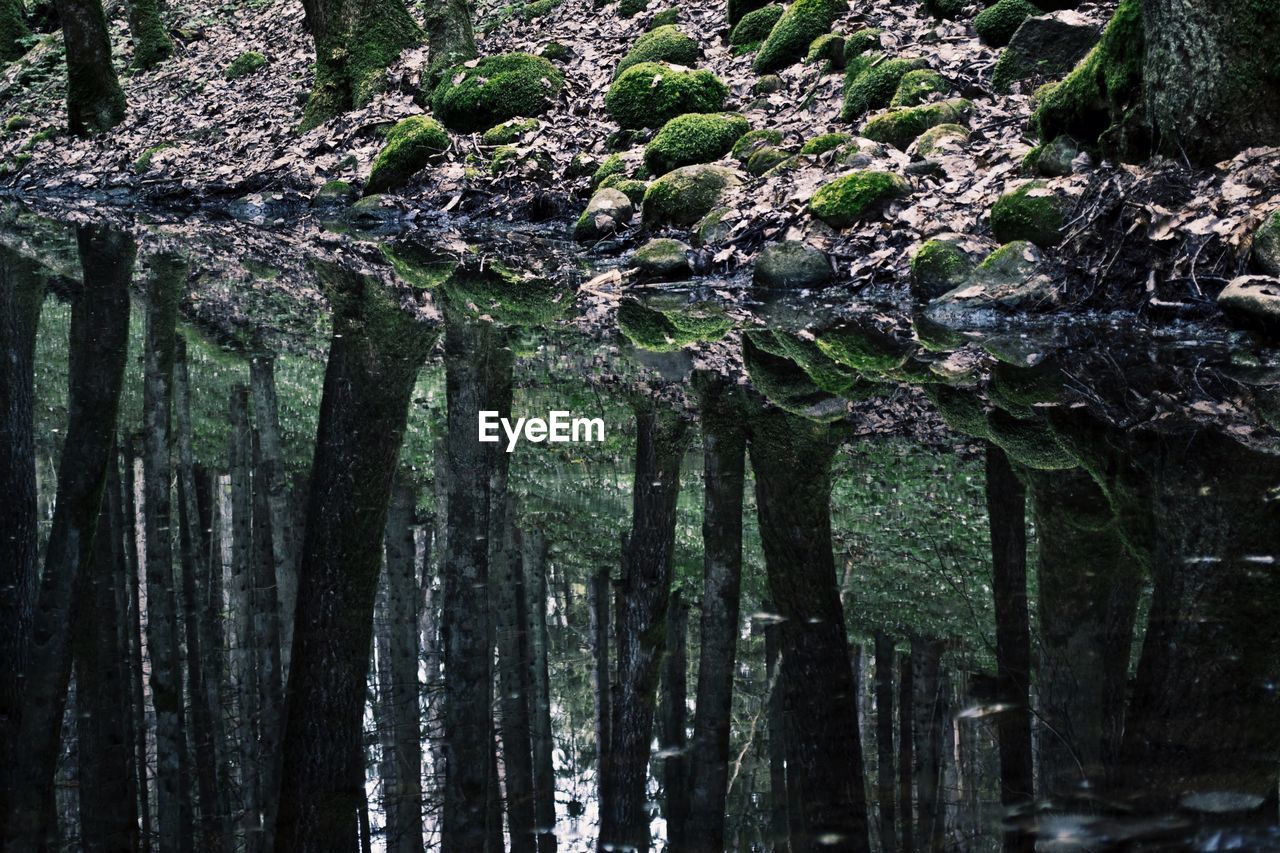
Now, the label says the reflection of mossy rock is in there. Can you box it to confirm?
[644,112,749,174]
[443,258,572,326]
[380,242,459,289]
[974,0,1040,47]
[743,333,848,422]
[814,321,912,373]
[925,385,990,438]
[1254,210,1280,276]
[808,170,910,229]
[632,238,691,280]
[365,116,450,194]
[990,181,1064,247]
[431,53,564,133]
[987,409,1076,470]
[841,56,928,121]
[757,329,859,394]
[861,98,973,149]
[616,24,700,78]
[225,50,267,79]
[574,188,635,241]
[753,241,832,289]
[990,359,1063,414]
[914,123,970,156]
[481,117,540,145]
[800,132,851,155]
[729,4,784,51]
[605,62,729,129]
[642,164,741,227]
[991,11,1099,93]
[913,313,967,352]
[891,69,950,107]
[618,298,733,351]
[754,0,845,73]
[911,238,974,301]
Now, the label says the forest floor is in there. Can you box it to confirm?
[0,0,1277,319]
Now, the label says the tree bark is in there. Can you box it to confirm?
[422,0,476,83]
[589,565,611,792]
[599,402,690,853]
[127,0,172,69]
[874,632,896,853]
[686,372,747,853]
[54,0,127,134]
[910,638,946,853]
[984,445,1033,853]
[898,652,914,853]
[274,264,435,853]
[0,0,30,62]
[748,407,870,853]
[523,527,557,853]
[659,591,689,850]
[250,420,284,850]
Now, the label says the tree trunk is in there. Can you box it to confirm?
[0,0,30,62]
[274,264,435,853]
[599,402,690,853]
[250,422,283,850]
[659,592,689,850]
[898,652,914,853]
[127,0,172,69]
[910,638,946,853]
[686,373,746,853]
[748,407,870,853]
[0,245,45,840]
[874,632,896,853]
[54,0,127,134]
[763,609,788,849]
[422,0,476,83]
[123,441,153,853]
[4,225,131,850]
[984,445,1033,853]
[523,527,557,853]
[589,565,611,787]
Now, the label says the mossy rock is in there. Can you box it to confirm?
[743,333,848,422]
[591,153,629,189]
[443,257,572,326]
[1253,209,1280,276]
[800,132,851,155]
[599,175,649,204]
[566,152,598,179]
[841,56,929,121]
[924,0,966,20]
[929,241,1060,315]
[695,207,735,245]
[134,141,176,173]
[729,4,784,52]
[520,0,564,18]
[643,112,749,174]
[5,115,31,132]
[481,117,541,145]
[990,359,1063,410]
[489,145,554,178]
[987,409,1076,470]
[618,0,648,16]
[914,123,970,156]
[224,50,266,79]
[808,170,910,229]
[754,0,846,73]
[925,385,991,438]
[605,62,729,129]
[990,181,1064,247]
[431,53,564,133]
[380,242,459,289]
[731,128,784,160]
[745,145,791,176]
[643,164,741,227]
[648,7,679,27]
[365,116,450,194]
[762,329,859,393]
[806,33,846,70]
[974,0,1040,47]
[539,41,573,61]
[891,69,950,107]
[574,187,635,241]
[753,241,833,289]
[753,74,784,95]
[911,238,974,301]
[843,27,881,62]
[618,298,732,351]
[615,24,700,78]
[312,179,358,207]
[990,10,1100,93]
[632,237,692,280]
[861,98,974,149]
[814,320,912,373]
[1024,135,1079,176]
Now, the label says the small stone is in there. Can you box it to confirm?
[753,241,833,289]
[574,188,635,241]
[1253,210,1280,276]
[911,237,975,301]
[1218,275,1280,335]
[1028,135,1079,177]
[992,11,1100,92]
[633,238,692,280]
[935,241,1060,313]
[642,164,742,228]
[913,123,969,158]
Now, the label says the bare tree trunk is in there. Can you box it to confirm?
[523,527,557,853]
[228,385,260,849]
[658,591,689,850]
[126,0,172,69]
[589,566,611,787]
[124,440,153,852]
[494,494,536,853]
[898,652,914,853]
[274,265,434,853]
[910,639,945,853]
[687,373,746,853]
[599,402,690,853]
[874,632,896,853]
[3,225,132,851]
[764,609,788,849]
[53,0,127,134]
[422,0,476,83]
[250,422,283,851]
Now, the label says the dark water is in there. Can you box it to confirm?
[3,204,1280,852]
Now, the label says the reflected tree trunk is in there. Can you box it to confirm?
[229,385,261,847]
[250,419,283,850]
[687,372,747,853]
[898,651,914,853]
[2,224,132,850]
[600,402,691,853]
[123,439,153,852]
[874,631,895,853]
[764,607,788,849]
[911,638,946,853]
[495,494,536,853]
[748,407,869,853]
[658,591,689,850]
[589,566,611,791]
[274,264,435,852]
[524,527,558,853]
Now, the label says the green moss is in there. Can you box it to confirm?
[643,112,749,174]
[605,62,729,129]
[809,170,909,228]
[642,165,739,227]
[924,0,966,20]
[520,0,563,18]
[0,0,31,63]
[649,7,679,27]
[1255,209,1280,276]
[618,0,648,17]
[616,24,699,78]
[911,239,973,300]
[800,132,851,155]
[380,242,458,288]
[753,74,784,95]
[540,41,571,61]
[365,115,450,194]
[860,98,973,149]
[915,123,969,156]
[731,128,784,160]
[489,146,552,177]
[841,56,928,121]
[5,115,31,132]
[1032,0,1145,152]
[313,179,357,206]
[591,153,628,189]
[746,145,791,176]
[443,257,572,326]
[814,321,911,373]
[224,50,266,79]
[990,360,1063,412]
[729,4,784,51]
[130,0,173,70]
[743,333,847,421]
[754,0,846,73]
[974,0,1039,47]
[843,27,881,61]
[990,181,1064,247]
[134,141,176,173]
[925,385,990,438]
[769,330,858,393]
[987,409,1076,470]
[481,117,541,145]
[431,53,564,133]
[618,299,731,351]
[806,33,846,70]
[891,68,950,107]
[632,238,691,279]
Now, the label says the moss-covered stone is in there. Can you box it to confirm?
[4,115,30,132]
[489,145,553,178]
[924,0,966,20]
[991,11,1101,93]
[743,333,848,421]
[860,98,973,149]
[618,299,732,351]
[991,360,1063,411]
[134,141,176,173]
[911,238,974,301]
[615,24,700,78]
[814,321,912,373]
[843,27,881,61]
[599,175,648,204]
[481,117,541,145]
[914,123,970,156]
[753,74,784,95]
[431,53,564,133]
[987,409,1076,470]
[224,50,267,79]
[806,33,846,70]
[754,0,846,73]
[520,0,563,18]
[642,164,741,227]
[753,241,833,289]
[745,145,791,176]
[1255,210,1280,276]
[648,7,679,27]
[808,170,909,228]
[925,385,991,438]
[990,181,1064,247]
[313,179,358,207]
[618,0,648,17]
[365,115,450,194]
[891,68,950,107]
[643,112,749,174]
[800,132,851,155]
[695,207,735,245]
[632,237,692,280]
[443,257,572,327]
[566,152,598,179]
[841,56,928,121]
[605,62,729,129]
[574,187,635,240]
[729,4,785,52]
[974,0,1040,47]
[591,153,628,189]
[539,41,572,61]
[731,128,784,160]
[1024,134,1079,176]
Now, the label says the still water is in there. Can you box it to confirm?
[2,202,1280,852]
